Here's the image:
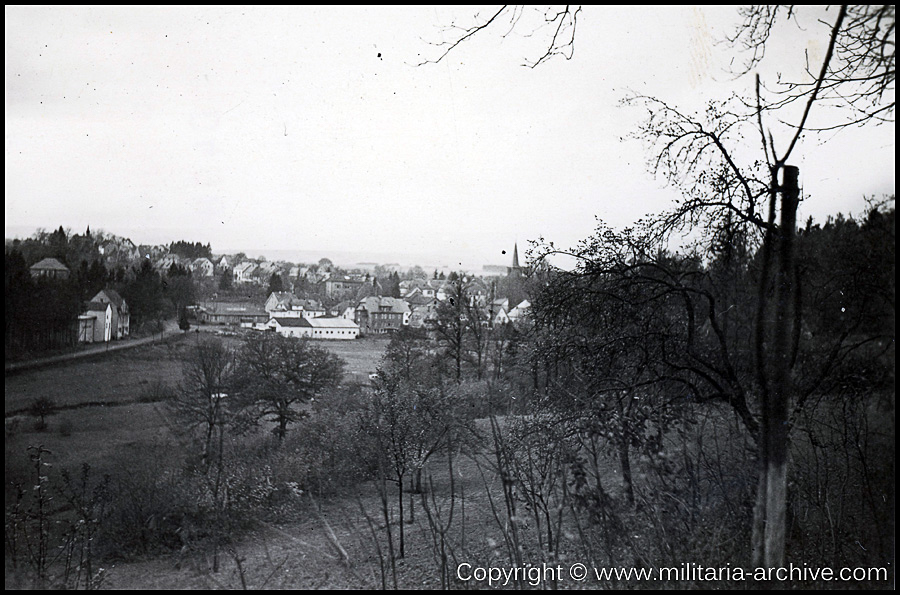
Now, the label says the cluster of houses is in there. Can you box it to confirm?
[27,246,532,345]
[192,243,532,341]
[198,280,531,341]
[152,254,332,287]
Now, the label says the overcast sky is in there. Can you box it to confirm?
[5,6,895,268]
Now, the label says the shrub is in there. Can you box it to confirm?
[28,397,56,432]
[138,379,175,403]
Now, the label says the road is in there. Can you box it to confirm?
[5,320,183,374]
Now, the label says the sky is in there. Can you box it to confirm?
[5,6,895,269]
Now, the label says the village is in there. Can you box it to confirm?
[18,239,533,349]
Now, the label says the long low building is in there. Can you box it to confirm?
[266,316,360,340]
[199,301,269,326]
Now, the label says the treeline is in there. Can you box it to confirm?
[9,226,104,270]
[4,250,82,355]
[168,240,212,260]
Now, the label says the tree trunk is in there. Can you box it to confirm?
[752,165,798,570]
[618,434,634,506]
[398,475,405,558]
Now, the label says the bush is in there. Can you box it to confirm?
[28,397,56,432]
[97,444,207,558]
[57,417,72,437]
[138,379,175,403]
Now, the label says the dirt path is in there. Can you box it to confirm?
[5,320,183,374]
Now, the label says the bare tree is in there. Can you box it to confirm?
[632,5,894,570]
[170,338,238,469]
[729,6,894,129]
[422,3,894,572]
[234,332,345,440]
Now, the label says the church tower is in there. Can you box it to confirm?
[507,242,522,278]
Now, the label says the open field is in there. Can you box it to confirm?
[5,333,388,475]
[5,335,192,413]
[5,333,387,414]
[318,336,389,383]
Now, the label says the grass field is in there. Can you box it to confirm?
[5,333,389,471]
[5,333,388,413]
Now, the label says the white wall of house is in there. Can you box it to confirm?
[77,316,95,343]
[83,305,112,342]
[307,319,359,339]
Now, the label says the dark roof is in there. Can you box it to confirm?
[30,257,69,271]
[272,317,312,327]
[94,289,124,307]
[359,296,410,314]
[295,298,324,310]
[84,301,110,313]
[406,294,436,306]
[201,301,267,316]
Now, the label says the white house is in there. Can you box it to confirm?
[507,300,531,322]
[329,300,357,320]
[80,302,112,343]
[233,262,257,284]
[266,317,311,338]
[192,257,215,277]
[307,317,360,339]
[295,299,326,319]
[265,291,298,316]
[91,289,130,339]
[492,307,511,326]
[266,316,359,340]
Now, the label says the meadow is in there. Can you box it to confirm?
[5,332,387,469]
[4,332,892,590]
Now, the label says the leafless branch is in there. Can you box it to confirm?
[417,5,581,68]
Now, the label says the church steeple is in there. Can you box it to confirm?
[507,242,522,278]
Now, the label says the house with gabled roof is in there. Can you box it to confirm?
[30,257,70,280]
[233,262,257,284]
[80,301,112,342]
[192,257,215,277]
[409,302,439,329]
[507,299,531,323]
[256,261,280,279]
[325,276,365,299]
[356,296,410,335]
[91,289,129,339]
[294,298,326,319]
[330,300,357,320]
[266,316,359,340]
[405,293,439,309]
[265,291,297,315]
[492,307,511,326]
[154,254,183,272]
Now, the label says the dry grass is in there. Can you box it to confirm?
[4,338,191,413]
[97,450,507,590]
